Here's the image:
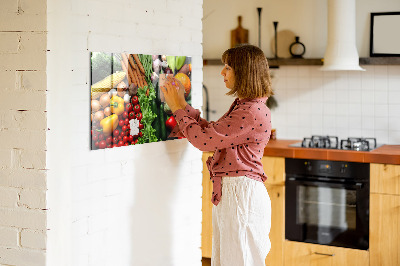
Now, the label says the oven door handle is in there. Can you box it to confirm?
[286,177,364,189]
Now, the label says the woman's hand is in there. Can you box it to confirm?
[161,75,187,113]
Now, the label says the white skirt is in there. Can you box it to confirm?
[212,176,271,266]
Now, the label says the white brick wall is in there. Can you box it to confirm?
[0,0,48,265]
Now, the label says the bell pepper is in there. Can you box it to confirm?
[110,96,125,116]
[100,114,119,136]
[165,116,177,130]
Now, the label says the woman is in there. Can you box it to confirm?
[161,44,273,266]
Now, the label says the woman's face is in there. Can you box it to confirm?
[220,64,235,89]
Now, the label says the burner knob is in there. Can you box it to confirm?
[340,164,347,174]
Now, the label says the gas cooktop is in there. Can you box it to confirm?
[289,135,383,151]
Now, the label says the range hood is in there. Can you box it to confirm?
[320,0,365,71]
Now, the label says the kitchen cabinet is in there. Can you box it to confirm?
[261,156,285,266]
[201,154,286,265]
[201,152,213,258]
[284,241,369,266]
[370,163,400,195]
[370,163,400,266]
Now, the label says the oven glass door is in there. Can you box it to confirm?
[286,179,369,250]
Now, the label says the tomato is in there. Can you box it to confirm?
[133,104,141,113]
[113,137,118,144]
[99,140,107,149]
[106,136,112,145]
[122,125,127,132]
[118,135,122,141]
[120,131,125,137]
[123,136,128,143]
[134,139,138,144]
[122,111,128,119]
[128,135,134,143]
[92,134,98,142]
[139,122,144,130]
[112,144,118,148]
[128,112,135,120]
[136,112,143,121]
[118,141,124,147]
[165,116,177,130]
[107,144,112,148]
[113,129,120,137]
[126,103,133,113]
[119,120,125,127]
[124,118,129,125]
[131,95,139,105]
[139,131,143,137]
[95,141,99,148]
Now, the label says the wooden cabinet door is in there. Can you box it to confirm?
[262,156,285,186]
[202,152,213,258]
[370,193,400,266]
[284,241,369,266]
[264,184,284,266]
[370,163,400,195]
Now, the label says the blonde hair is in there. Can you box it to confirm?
[221,44,273,99]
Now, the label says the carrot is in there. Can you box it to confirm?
[121,53,130,71]
[133,54,146,75]
[128,64,137,87]
[133,67,143,88]
[120,60,132,85]
[131,67,140,87]
[128,54,137,70]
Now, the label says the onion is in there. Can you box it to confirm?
[94,111,104,122]
[108,89,117,97]
[91,100,100,112]
[124,93,131,103]
[103,107,111,117]
[117,90,125,97]
[99,94,110,107]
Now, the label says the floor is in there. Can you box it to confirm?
[202,257,211,266]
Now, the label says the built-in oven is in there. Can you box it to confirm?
[285,158,370,250]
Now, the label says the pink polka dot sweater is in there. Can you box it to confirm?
[171,97,272,206]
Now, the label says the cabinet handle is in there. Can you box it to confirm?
[314,252,335,257]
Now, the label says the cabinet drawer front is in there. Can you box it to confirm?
[371,163,400,195]
[284,241,369,266]
[370,193,400,266]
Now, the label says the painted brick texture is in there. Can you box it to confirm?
[0,0,48,265]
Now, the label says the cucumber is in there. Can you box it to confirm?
[151,98,161,140]
[159,103,167,141]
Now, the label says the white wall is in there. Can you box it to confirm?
[203,0,400,145]
[203,0,400,58]
[46,0,203,266]
[0,0,48,265]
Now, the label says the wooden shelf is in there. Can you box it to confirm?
[359,57,400,65]
[203,57,400,67]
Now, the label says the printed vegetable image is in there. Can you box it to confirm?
[110,95,125,116]
[90,52,192,150]
[100,114,119,136]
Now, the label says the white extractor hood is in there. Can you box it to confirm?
[320,0,365,71]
